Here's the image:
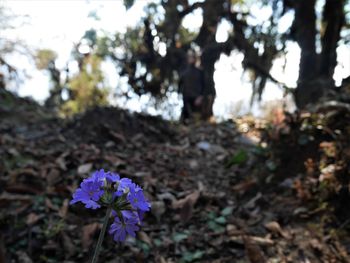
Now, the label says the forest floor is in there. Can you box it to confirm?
[1,89,350,263]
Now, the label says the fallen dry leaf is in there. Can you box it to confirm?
[55,154,68,171]
[243,235,267,263]
[82,223,100,249]
[138,231,152,246]
[58,199,69,218]
[46,168,61,186]
[293,179,311,201]
[230,235,274,246]
[309,238,323,252]
[264,221,291,239]
[151,200,166,222]
[104,154,125,167]
[61,232,76,257]
[232,178,257,192]
[45,198,59,211]
[26,213,40,225]
[172,190,200,221]
[172,191,200,209]
[77,163,93,175]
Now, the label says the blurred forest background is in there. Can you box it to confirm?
[1,0,348,118]
[1,0,350,262]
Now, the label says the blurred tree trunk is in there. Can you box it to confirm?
[294,0,345,108]
[320,0,345,79]
[294,0,317,82]
[196,0,226,120]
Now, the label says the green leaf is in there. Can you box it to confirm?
[221,206,233,216]
[173,232,188,243]
[225,149,248,168]
[153,238,162,247]
[182,250,205,262]
[136,240,150,255]
[207,211,217,220]
[208,221,225,233]
[215,216,227,225]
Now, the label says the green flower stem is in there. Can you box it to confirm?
[91,206,112,263]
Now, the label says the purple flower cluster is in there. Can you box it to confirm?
[70,169,150,242]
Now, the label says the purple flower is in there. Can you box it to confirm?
[113,177,133,198]
[70,169,151,243]
[130,182,142,191]
[70,177,104,209]
[127,188,151,212]
[90,169,120,184]
[118,178,132,191]
[122,210,141,222]
[105,172,120,183]
[89,169,105,181]
[111,210,140,222]
[109,216,139,242]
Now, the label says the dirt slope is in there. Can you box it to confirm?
[1,93,349,262]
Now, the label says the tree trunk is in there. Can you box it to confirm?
[320,0,345,80]
[293,0,320,108]
[295,0,317,82]
[196,0,226,119]
[294,0,345,109]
